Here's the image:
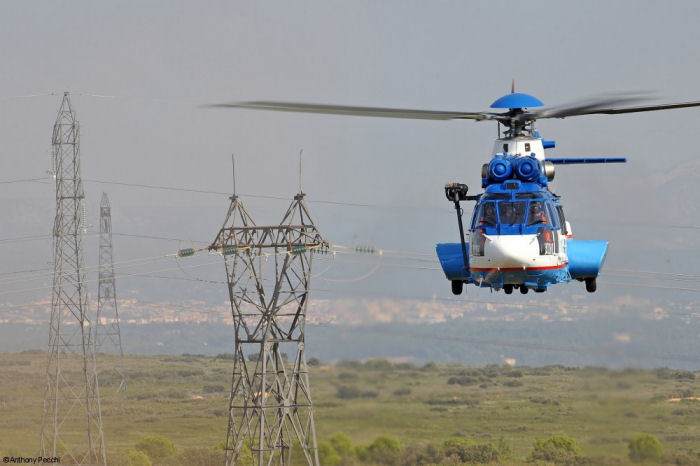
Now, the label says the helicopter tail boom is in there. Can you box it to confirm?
[547,157,627,165]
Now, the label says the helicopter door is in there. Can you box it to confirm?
[537,227,556,255]
[471,229,485,256]
[544,202,560,253]
[526,201,555,255]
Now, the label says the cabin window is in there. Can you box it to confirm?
[526,201,549,226]
[471,230,485,256]
[537,227,556,255]
[525,143,531,152]
[498,201,526,225]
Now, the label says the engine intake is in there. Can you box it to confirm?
[488,158,512,181]
[515,157,539,181]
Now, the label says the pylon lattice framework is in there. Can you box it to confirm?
[40,92,106,465]
[210,191,326,466]
[95,192,127,398]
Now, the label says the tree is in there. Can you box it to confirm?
[134,435,176,463]
[628,433,663,463]
[358,436,402,465]
[124,449,152,466]
[444,437,500,464]
[528,435,582,463]
[317,441,341,466]
[329,431,355,457]
[401,444,445,465]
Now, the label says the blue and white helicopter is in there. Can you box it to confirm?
[211,89,700,295]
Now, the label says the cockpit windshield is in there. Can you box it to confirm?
[498,201,526,225]
[473,198,558,230]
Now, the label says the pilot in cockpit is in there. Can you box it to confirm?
[528,202,548,225]
[480,204,496,226]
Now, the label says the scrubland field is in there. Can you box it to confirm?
[0,352,698,465]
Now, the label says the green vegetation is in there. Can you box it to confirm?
[134,435,176,463]
[0,353,698,465]
[123,449,151,466]
[528,435,582,463]
[628,433,664,463]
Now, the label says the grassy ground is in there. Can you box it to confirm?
[0,352,698,464]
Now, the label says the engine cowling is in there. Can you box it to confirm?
[488,158,512,182]
[482,154,550,187]
[515,157,539,181]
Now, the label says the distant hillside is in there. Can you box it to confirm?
[2,313,697,369]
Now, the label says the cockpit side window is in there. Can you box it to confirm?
[545,203,559,228]
[498,201,526,225]
[526,201,549,226]
[557,206,568,235]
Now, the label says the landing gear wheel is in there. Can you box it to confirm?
[504,284,513,294]
[451,280,464,295]
[519,286,528,295]
[585,277,597,293]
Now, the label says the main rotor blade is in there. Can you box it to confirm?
[529,95,700,119]
[208,101,494,121]
[587,100,700,115]
[526,95,648,119]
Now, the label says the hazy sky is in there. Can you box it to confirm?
[1,1,699,313]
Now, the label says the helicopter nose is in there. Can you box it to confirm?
[483,234,538,268]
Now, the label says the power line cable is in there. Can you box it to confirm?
[2,239,699,295]
[0,257,224,297]
[0,93,57,102]
[0,177,51,185]
[0,252,176,286]
[81,178,370,207]
[5,175,700,230]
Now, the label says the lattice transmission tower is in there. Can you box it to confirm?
[210,186,327,466]
[40,92,106,465]
[95,192,127,398]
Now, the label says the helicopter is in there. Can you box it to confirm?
[210,87,700,295]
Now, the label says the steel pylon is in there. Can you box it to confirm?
[40,92,106,465]
[95,192,127,398]
[210,192,326,466]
